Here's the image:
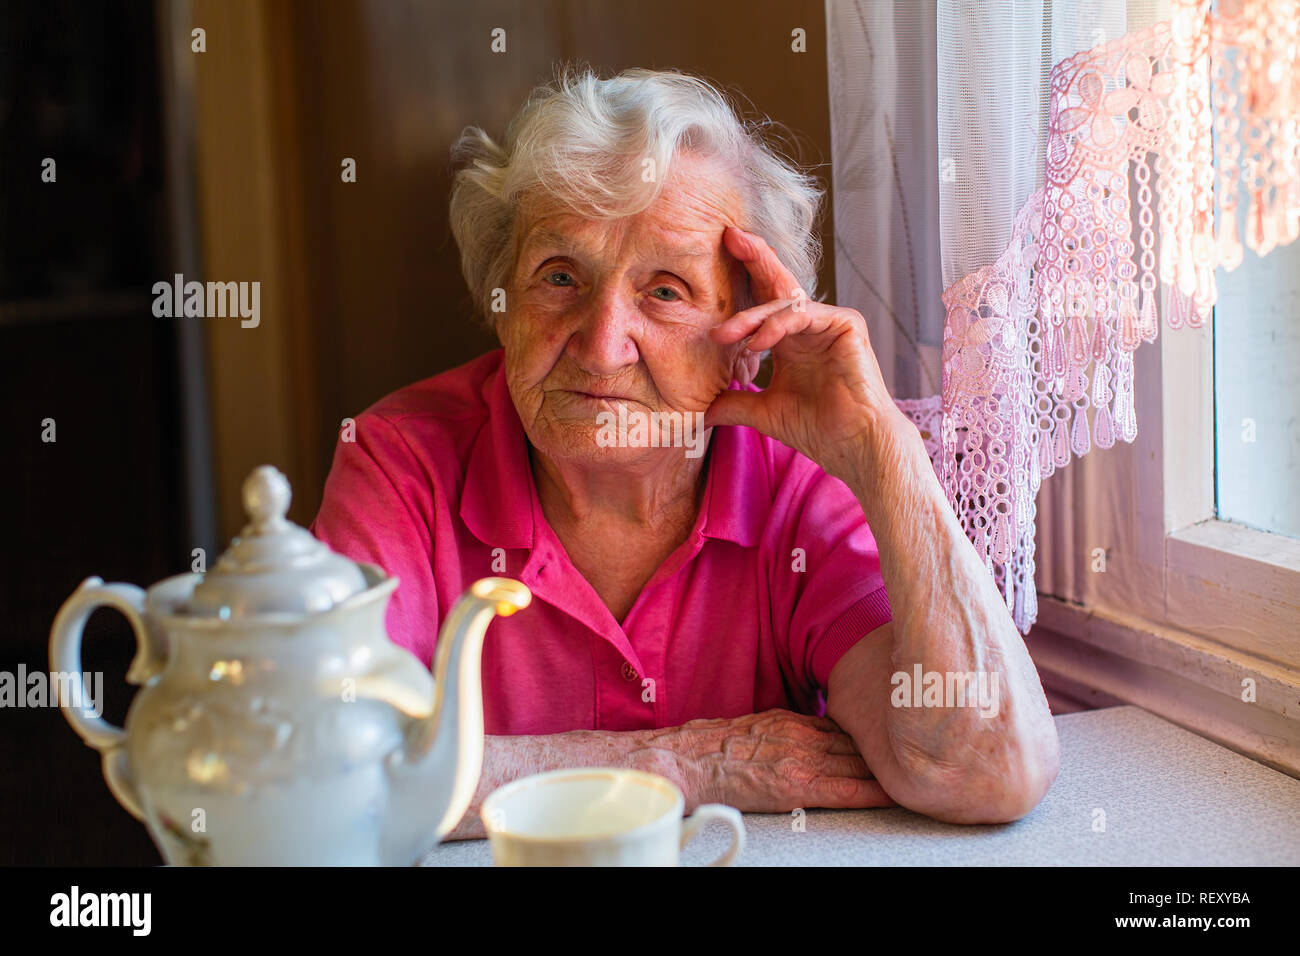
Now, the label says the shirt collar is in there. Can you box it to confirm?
[460,349,767,551]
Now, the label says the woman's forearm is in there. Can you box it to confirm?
[443,706,891,840]
[443,729,668,840]
[842,409,1059,817]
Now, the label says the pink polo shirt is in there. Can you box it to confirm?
[310,349,892,735]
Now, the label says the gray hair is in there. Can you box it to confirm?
[449,65,824,328]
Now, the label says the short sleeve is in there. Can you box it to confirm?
[309,414,440,668]
[772,466,893,698]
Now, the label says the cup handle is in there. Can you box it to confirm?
[679,804,746,867]
[49,576,159,820]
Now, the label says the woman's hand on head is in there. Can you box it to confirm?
[706,226,911,482]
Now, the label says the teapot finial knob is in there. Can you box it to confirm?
[243,465,291,528]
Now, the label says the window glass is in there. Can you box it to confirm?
[1213,238,1300,540]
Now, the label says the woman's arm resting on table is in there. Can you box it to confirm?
[706,226,1059,824]
[826,418,1061,824]
[445,709,896,840]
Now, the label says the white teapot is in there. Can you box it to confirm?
[50,465,530,865]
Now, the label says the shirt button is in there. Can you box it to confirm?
[620,661,638,681]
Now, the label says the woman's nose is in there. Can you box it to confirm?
[567,282,639,374]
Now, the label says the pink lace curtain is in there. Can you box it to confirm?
[827,0,1299,633]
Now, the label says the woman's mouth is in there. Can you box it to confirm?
[571,390,631,403]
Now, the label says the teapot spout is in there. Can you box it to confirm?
[395,577,529,848]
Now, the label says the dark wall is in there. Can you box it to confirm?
[0,1,180,864]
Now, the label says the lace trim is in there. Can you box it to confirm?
[921,0,1298,632]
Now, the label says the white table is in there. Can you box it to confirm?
[420,706,1300,866]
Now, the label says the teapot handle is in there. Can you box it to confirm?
[49,576,161,820]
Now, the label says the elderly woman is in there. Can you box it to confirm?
[312,66,1059,839]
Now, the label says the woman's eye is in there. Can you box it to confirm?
[545,271,576,287]
[650,286,680,302]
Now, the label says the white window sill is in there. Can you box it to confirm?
[1164,519,1300,665]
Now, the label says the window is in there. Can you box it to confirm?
[1027,267,1300,771]
[1157,279,1300,670]
[1213,239,1300,541]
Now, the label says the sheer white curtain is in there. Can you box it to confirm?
[826,0,945,406]
[826,0,1296,633]
[828,0,1167,387]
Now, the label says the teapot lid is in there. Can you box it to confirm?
[188,465,368,619]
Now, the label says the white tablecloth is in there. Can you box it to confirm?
[420,706,1300,866]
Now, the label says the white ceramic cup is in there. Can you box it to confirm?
[480,767,745,867]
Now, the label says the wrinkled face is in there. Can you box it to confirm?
[498,152,756,469]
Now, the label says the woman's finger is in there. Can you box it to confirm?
[745,305,816,352]
[709,296,795,345]
[723,226,804,305]
[775,716,864,757]
[803,775,896,809]
[711,303,806,356]
[793,713,848,733]
[719,298,849,355]
[822,732,863,756]
[816,752,874,779]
